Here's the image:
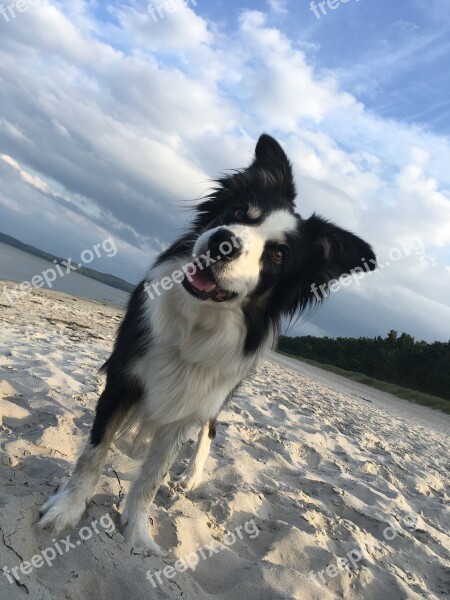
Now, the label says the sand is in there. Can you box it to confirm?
[0,280,449,600]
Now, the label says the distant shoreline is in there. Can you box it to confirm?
[0,278,128,310]
[0,232,135,293]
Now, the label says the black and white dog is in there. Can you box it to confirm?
[39,134,376,554]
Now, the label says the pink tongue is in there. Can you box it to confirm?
[189,271,216,292]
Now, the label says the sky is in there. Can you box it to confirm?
[0,0,449,341]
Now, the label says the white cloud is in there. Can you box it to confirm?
[116,1,212,50]
[267,0,289,15]
[0,154,49,192]
[238,11,357,128]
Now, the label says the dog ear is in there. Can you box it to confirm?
[252,134,296,204]
[254,134,290,166]
[303,214,376,299]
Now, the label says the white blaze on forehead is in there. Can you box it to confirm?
[254,209,297,242]
[226,209,297,260]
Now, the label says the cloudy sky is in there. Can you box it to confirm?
[0,0,449,341]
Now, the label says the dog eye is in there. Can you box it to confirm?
[271,248,286,264]
[233,207,247,220]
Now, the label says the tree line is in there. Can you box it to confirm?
[277,331,450,401]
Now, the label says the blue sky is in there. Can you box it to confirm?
[0,0,449,341]
[196,0,450,133]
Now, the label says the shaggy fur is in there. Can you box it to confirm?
[39,134,376,554]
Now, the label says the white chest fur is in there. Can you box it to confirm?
[131,261,260,425]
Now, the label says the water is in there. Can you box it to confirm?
[0,242,130,306]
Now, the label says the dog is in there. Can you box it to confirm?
[39,134,376,554]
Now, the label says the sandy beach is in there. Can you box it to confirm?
[0,281,449,600]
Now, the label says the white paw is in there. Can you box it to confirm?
[38,486,87,534]
[121,510,166,556]
[174,469,202,492]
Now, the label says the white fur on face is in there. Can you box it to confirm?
[193,209,297,298]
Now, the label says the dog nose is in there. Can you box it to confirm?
[209,228,242,261]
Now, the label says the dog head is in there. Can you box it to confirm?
[180,134,376,314]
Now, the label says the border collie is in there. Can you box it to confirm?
[39,134,376,554]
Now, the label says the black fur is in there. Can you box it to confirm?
[91,282,150,446]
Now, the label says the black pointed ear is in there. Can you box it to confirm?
[251,134,296,204]
[255,134,290,166]
[303,214,376,298]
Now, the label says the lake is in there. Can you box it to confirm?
[0,242,130,306]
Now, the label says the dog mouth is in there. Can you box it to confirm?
[182,267,237,303]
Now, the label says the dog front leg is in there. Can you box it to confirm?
[39,386,126,534]
[121,420,192,554]
[175,418,217,491]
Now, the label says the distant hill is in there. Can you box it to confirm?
[0,232,134,293]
